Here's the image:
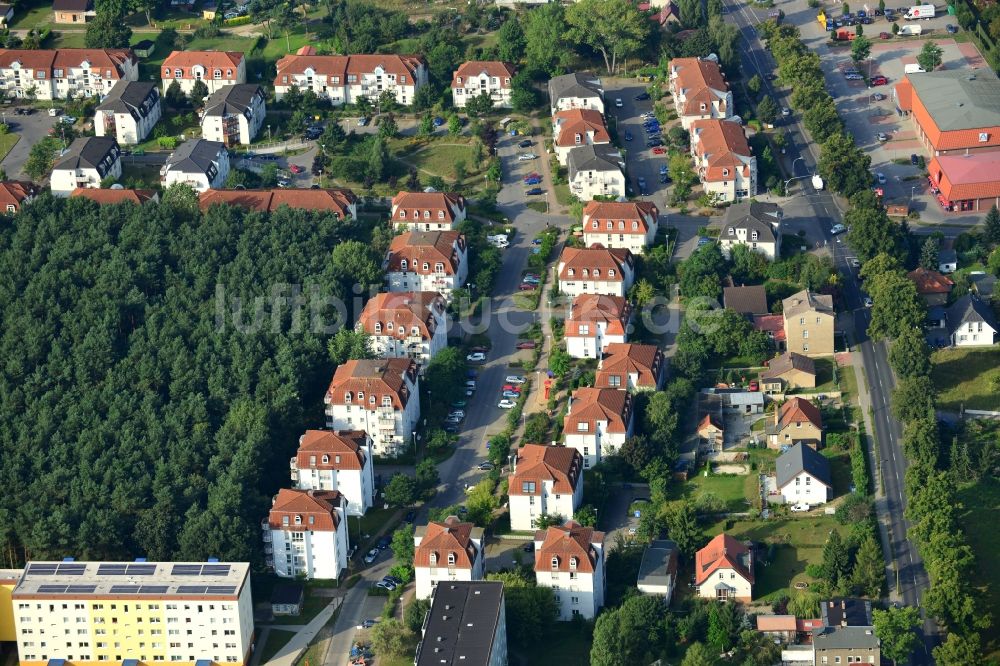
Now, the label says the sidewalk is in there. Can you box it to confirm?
[262,597,342,666]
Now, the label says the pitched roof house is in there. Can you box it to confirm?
[580,200,659,254]
[697,414,724,451]
[273,51,427,106]
[557,244,635,298]
[907,267,954,306]
[548,72,604,116]
[201,83,266,146]
[50,136,122,195]
[414,516,485,600]
[760,351,816,393]
[552,109,611,165]
[355,291,449,368]
[767,397,823,449]
[636,540,679,603]
[161,139,229,192]
[782,290,835,357]
[567,145,626,201]
[390,191,466,231]
[384,230,469,296]
[775,442,832,506]
[451,60,515,108]
[161,50,246,94]
[264,488,349,580]
[723,285,768,316]
[94,80,161,145]
[70,188,157,206]
[199,188,357,218]
[509,444,584,531]
[690,118,756,203]
[534,521,606,619]
[947,294,999,346]
[0,181,38,212]
[668,57,732,129]
[594,343,665,391]
[0,48,138,100]
[53,0,95,23]
[719,200,782,260]
[290,429,375,516]
[563,388,634,468]
[695,533,754,602]
[565,294,632,359]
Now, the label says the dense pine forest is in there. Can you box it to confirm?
[0,188,383,565]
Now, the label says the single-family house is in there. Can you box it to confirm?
[636,540,679,604]
[563,387,634,468]
[695,533,754,602]
[690,118,756,203]
[552,109,611,165]
[767,397,823,449]
[565,294,632,359]
[907,267,954,306]
[161,139,229,192]
[161,50,246,94]
[812,626,881,666]
[668,57,733,129]
[697,414,724,451]
[947,294,999,346]
[414,516,485,600]
[557,245,635,298]
[201,84,266,146]
[384,230,468,296]
[719,200,782,260]
[723,285,768,316]
[534,521,606,620]
[50,136,121,195]
[0,181,38,212]
[783,290,835,357]
[451,60,515,108]
[53,0,95,23]
[760,352,816,394]
[290,429,376,516]
[391,191,466,231]
[94,80,161,144]
[775,443,831,506]
[938,248,957,274]
[548,71,604,116]
[580,200,658,254]
[567,144,626,201]
[356,291,449,369]
[594,343,665,391]
[508,444,584,531]
[756,615,798,643]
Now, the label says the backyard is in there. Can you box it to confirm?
[668,469,755,513]
[931,347,1000,412]
[390,138,487,183]
[957,477,1000,658]
[257,629,295,663]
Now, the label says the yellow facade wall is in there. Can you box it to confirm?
[0,579,16,642]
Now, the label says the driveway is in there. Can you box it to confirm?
[1,106,58,178]
[604,80,672,209]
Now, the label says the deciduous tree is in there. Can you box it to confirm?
[566,0,650,75]
[872,606,920,664]
[917,40,943,71]
[819,133,873,197]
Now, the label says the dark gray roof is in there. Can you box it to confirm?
[938,248,957,264]
[820,598,872,627]
[165,139,225,176]
[637,539,678,589]
[907,69,1000,132]
[548,72,603,105]
[946,294,999,334]
[812,625,880,650]
[721,200,781,243]
[724,285,768,315]
[54,136,120,177]
[776,442,831,489]
[97,81,159,120]
[203,84,264,118]
[415,581,505,666]
[270,584,303,606]
[567,144,624,178]
[970,272,997,299]
[52,0,92,11]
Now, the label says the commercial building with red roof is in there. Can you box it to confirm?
[565,294,632,359]
[0,181,38,212]
[384,230,468,296]
[563,387,634,468]
[509,444,584,530]
[70,187,156,206]
[414,516,484,600]
[534,521,606,619]
[594,343,665,392]
[0,48,138,100]
[199,187,357,218]
[291,429,375,515]
[355,291,448,368]
[451,60,515,108]
[324,358,420,458]
[264,489,349,580]
[558,244,635,298]
[161,50,245,94]
[668,56,733,129]
[927,153,1000,213]
[390,191,466,231]
[695,533,754,602]
[274,48,428,106]
[690,118,756,203]
[581,200,659,254]
[552,109,611,165]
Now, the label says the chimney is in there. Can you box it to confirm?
[841,600,846,609]
[842,619,847,627]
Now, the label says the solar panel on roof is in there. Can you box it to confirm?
[37,584,67,593]
[176,585,208,594]
[27,564,58,575]
[139,585,169,594]
[97,564,129,575]
[109,585,141,594]
[56,564,86,575]
[201,565,231,576]
[206,586,236,594]
[128,564,157,576]
[66,585,97,594]
[171,564,202,576]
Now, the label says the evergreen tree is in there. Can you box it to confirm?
[822,530,850,590]
[851,534,884,598]
[919,236,940,270]
[985,204,1000,246]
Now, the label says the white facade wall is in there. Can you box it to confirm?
[564,428,629,469]
[267,520,349,580]
[275,65,427,106]
[778,471,830,505]
[552,94,605,116]
[385,248,468,296]
[162,151,230,193]
[699,157,757,203]
[719,234,777,261]
[414,560,484,601]
[533,543,605,620]
[3,58,140,100]
[324,393,421,458]
[565,327,626,359]
[452,74,512,108]
[509,477,583,531]
[953,320,997,346]
[558,276,632,299]
[50,160,121,196]
[582,228,656,255]
[367,312,448,368]
[569,169,626,201]
[696,566,753,601]
[201,94,265,146]
[95,103,161,145]
[293,458,376,516]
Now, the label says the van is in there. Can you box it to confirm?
[898,23,923,35]
[903,4,934,19]
[48,108,61,116]
[904,63,926,74]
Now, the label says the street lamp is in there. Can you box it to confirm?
[783,157,806,193]
[267,124,272,142]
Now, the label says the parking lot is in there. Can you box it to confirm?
[0,104,63,179]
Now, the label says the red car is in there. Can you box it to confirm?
[879,31,891,39]
[519,284,537,291]
[871,75,888,86]
[523,172,541,180]
[748,380,759,392]
[516,341,537,350]
[289,164,304,174]
[502,384,521,392]
[651,146,667,155]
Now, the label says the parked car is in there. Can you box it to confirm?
[358,618,378,629]
[845,72,864,81]
[375,581,396,591]
[830,223,847,234]
[519,283,537,291]
[790,503,811,513]
[781,107,791,117]
[851,258,862,268]
[518,153,538,161]
[876,172,887,184]
[614,98,623,108]
[871,75,888,86]
[871,92,886,101]
[524,176,542,185]
[498,398,517,409]
[477,461,495,471]
[449,410,466,419]
[518,139,533,148]
[506,375,526,384]
[652,146,667,155]
[624,130,632,142]
[502,390,521,399]
[48,108,62,116]
[384,576,403,585]
[910,153,920,166]
[516,341,537,350]
[646,138,663,147]
[863,295,874,308]
[467,352,486,363]
[946,23,958,33]
[877,132,889,142]
[635,92,651,101]
[465,380,477,389]
[376,535,391,550]
[60,115,77,124]
[364,548,379,564]
[357,117,369,126]
[697,236,712,247]
[288,164,305,174]
[523,171,541,180]
[451,400,467,408]
[525,187,544,195]
[502,384,522,392]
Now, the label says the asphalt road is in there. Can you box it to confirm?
[722,0,936,660]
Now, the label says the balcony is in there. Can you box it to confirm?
[264,544,272,554]
[260,518,270,532]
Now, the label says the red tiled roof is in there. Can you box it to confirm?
[669,57,729,116]
[274,53,425,85]
[70,187,155,205]
[697,414,723,434]
[552,109,611,148]
[162,50,243,80]
[294,429,368,472]
[907,267,954,294]
[199,188,356,217]
[563,387,633,435]
[558,244,633,282]
[510,444,582,496]
[928,153,1000,202]
[356,291,445,341]
[386,230,466,275]
[268,488,344,532]
[451,60,515,88]
[754,314,786,342]
[691,119,752,182]
[695,533,753,585]
[566,294,631,338]
[390,191,465,225]
[776,397,822,430]
[595,343,664,389]
[414,516,479,569]
[894,78,913,113]
[0,48,135,79]
[757,615,797,631]
[325,358,417,409]
[582,200,658,236]
[534,521,604,574]
[0,181,37,210]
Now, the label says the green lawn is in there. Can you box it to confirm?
[0,134,19,163]
[931,347,1000,412]
[258,629,295,662]
[118,164,162,189]
[268,591,331,625]
[956,477,1000,659]
[553,183,574,206]
[394,140,485,180]
[10,0,52,31]
[668,471,755,513]
[823,449,852,498]
[806,357,838,393]
[348,505,401,546]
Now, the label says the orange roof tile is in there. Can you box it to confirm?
[695,533,753,585]
[582,200,658,236]
[776,397,822,430]
[390,191,465,224]
[754,314,786,342]
[670,57,730,116]
[510,444,582,496]
[356,291,445,341]
[534,521,604,573]
[756,615,797,631]
[162,50,244,79]
[386,230,465,276]
[0,181,37,210]
[414,516,479,569]
[595,343,664,389]
[451,61,516,88]
[563,387,633,435]
[294,430,368,472]
[274,53,425,86]
[928,153,1000,202]
[558,244,633,282]
[199,188,356,217]
[70,188,155,205]
[907,267,954,295]
[553,109,611,148]
[0,48,135,79]
[697,414,724,433]
[268,489,344,532]
[691,119,752,182]
[566,294,632,338]
[325,358,417,410]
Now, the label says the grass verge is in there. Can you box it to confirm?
[258,629,295,662]
[0,134,19,163]
[931,347,1000,412]
[956,477,1000,659]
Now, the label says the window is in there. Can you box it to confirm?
[213,69,221,79]
[429,553,437,565]
[568,269,575,276]
[578,324,589,335]
[373,323,381,334]
[608,269,615,277]
[344,392,352,403]
[321,455,329,464]
[447,552,456,565]
[608,375,621,388]
[569,557,578,570]
[400,259,407,271]
[577,422,589,432]
[551,557,559,569]
[422,262,429,271]
[174,68,182,78]
[522,481,536,493]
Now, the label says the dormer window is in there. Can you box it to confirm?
[606,221,613,230]
[728,227,735,236]
[335,455,341,464]
[593,269,600,277]
[568,269,575,276]
[751,231,758,241]
[400,259,408,271]
[282,516,289,526]
[369,395,376,404]
[438,211,445,219]
[294,515,302,525]
[550,557,559,569]
[575,133,582,144]
[344,392,352,403]
[429,553,437,565]
[632,221,638,230]
[374,323,382,334]
[700,103,707,111]
[382,396,392,407]
[213,69,221,79]
[608,269,616,277]
[321,455,329,464]
[387,322,394,332]
[592,222,599,229]
[399,210,406,219]
[357,391,364,401]
[582,269,589,277]
[422,262,429,271]
[447,552,456,566]
[226,69,232,78]
[435,262,444,273]
[308,516,315,525]
[569,557,578,570]
[309,455,316,465]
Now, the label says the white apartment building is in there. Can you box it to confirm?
[384,230,468,296]
[508,444,584,531]
[547,71,604,116]
[200,84,266,147]
[49,136,121,195]
[264,488,350,581]
[552,109,611,166]
[414,516,485,600]
[11,560,255,666]
[161,139,230,192]
[563,387,634,468]
[668,57,733,130]
[580,200,659,254]
[94,80,161,145]
[356,291,449,369]
[274,48,427,106]
[534,521,606,620]
[690,118,757,203]
[719,200,782,260]
[390,191,466,231]
[161,50,246,95]
[565,294,632,359]
[557,244,635,298]
[290,429,375,516]
[451,60,515,108]
[324,358,420,458]
[566,144,626,201]
[0,48,138,100]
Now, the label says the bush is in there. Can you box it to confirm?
[157,136,178,149]
[223,15,251,26]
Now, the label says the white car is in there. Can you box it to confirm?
[876,172,887,184]
[465,380,477,390]
[357,117,369,126]
[790,503,811,513]
[830,223,847,235]
[504,375,526,384]
[781,107,791,117]
[863,296,874,308]
[449,410,465,419]
[518,153,538,161]
[614,98,623,108]
[467,352,486,363]
[497,399,517,409]
[364,548,379,564]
